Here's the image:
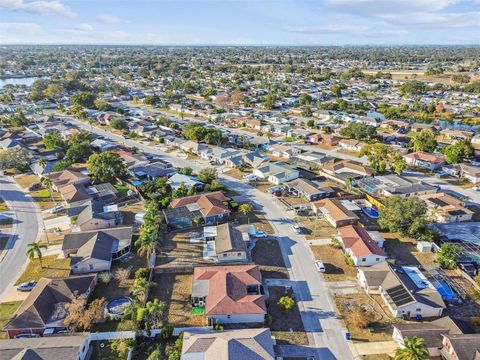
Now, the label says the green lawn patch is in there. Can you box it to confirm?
[191,306,205,316]
[30,189,63,211]
[114,182,130,198]
[15,255,71,285]
[0,302,22,339]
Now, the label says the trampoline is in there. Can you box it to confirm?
[362,207,379,219]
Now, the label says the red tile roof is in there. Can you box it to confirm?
[193,265,267,316]
[404,151,445,164]
[338,225,386,258]
[170,191,230,218]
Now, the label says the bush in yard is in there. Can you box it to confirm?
[344,305,372,329]
[135,267,149,280]
[330,235,341,248]
[345,253,354,266]
[437,243,461,269]
[161,325,174,340]
[214,322,224,331]
[110,338,134,359]
[277,295,295,313]
[264,314,272,326]
[99,272,112,285]
[114,267,131,285]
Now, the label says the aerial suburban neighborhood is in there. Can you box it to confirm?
[1,3,480,359]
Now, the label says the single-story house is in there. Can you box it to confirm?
[253,161,299,185]
[167,173,203,190]
[337,225,387,266]
[269,144,301,159]
[357,174,438,198]
[441,334,480,360]
[284,178,335,201]
[0,333,91,360]
[191,265,266,325]
[3,275,97,338]
[69,200,123,232]
[164,191,231,227]
[357,262,446,318]
[312,198,359,228]
[338,139,366,152]
[459,163,480,184]
[419,192,473,223]
[403,151,445,170]
[62,227,132,273]
[203,223,249,263]
[181,328,275,360]
[47,169,90,191]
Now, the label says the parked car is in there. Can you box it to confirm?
[16,281,37,292]
[28,182,42,191]
[253,231,268,238]
[315,260,326,273]
[435,171,448,178]
[292,224,302,234]
[50,205,65,214]
[459,263,478,277]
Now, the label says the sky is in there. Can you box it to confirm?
[1,0,480,45]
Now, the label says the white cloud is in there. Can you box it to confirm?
[325,0,459,14]
[0,21,42,34]
[0,0,76,17]
[284,24,369,34]
[74,22,93,31]
[97,14,122,24]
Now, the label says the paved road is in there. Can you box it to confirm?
[65,116,354,359]
[0,176,41,299]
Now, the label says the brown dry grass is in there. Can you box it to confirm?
[224,168,250,180]
[381,232,437,268]
[295,217,337,240]
[157,229,210,268]
[267,286,308,345]
[311,244,357,281]
[14,174,40,189]
[150,273,207,327]
[119,201,146,226]
[0,198,8,212]
[15,255,71,285]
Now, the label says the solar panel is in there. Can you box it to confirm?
[430,198,449,207]
[386,285,415,306]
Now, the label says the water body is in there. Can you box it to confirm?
[0,77,45,89]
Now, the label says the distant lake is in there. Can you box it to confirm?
[0,77,47,89]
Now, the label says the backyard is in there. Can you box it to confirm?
[15,255,71,285]
[267,286,308,345]
[119,200,145,225]
[251,238,288,279]
[150,272,207,327]
[311,244,357,282]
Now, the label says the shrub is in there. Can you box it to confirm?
[114,267,131,285]
[345,253,354,266]
[161,325,173,340]
[264,314,272,326]
[277,295,295,312]
[135,268,149,280]
[344,305,372,329]
[99,272,112,285]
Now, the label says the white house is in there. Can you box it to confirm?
[337,225,387,266]
[253,161,299,185]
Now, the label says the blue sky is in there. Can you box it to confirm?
[1,0,479,45]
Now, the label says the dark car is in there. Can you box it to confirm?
[28,183,42,191]
[16,281,37,292]
[459,263,478,277]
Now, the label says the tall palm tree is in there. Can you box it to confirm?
[26,242,47,268]
[394,336,429,360]
[41,177,57,209]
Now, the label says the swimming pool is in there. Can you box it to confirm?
[106,296,133,319]
[362,207,379,219]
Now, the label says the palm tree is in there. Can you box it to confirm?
[394,336,429,360]
[41,177,57,209]
[135,226,158,266]
[147,348,162,360]
[345,176,354,192]
[239,203,252,217]
[130,277,156,299]
[26,242,47,268]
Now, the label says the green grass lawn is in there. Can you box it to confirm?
[0,302,22,339]
[15,255,71,285]
[30,189,63,211]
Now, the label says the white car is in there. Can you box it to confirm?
[315,260,326,273]
[291,224,302,234]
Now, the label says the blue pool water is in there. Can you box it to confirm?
[362,207,379,219]
[106,296,133,315]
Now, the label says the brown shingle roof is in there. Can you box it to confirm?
[170,191,230,218]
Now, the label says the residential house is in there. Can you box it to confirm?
[0,333,91,360]
[69,200,123,232]
[269,144,301,159]
[62,227,132,273]
[357,174,438,198]
[225,150,268,169]
[200,147,242,164]
[164,191,231,227]
[322,133,341,146]
[46,169,90,191]
[459,163,480,184]
[380,120,411,132]
[337,225,387,266]
[3,275,97,338]
[321,159,373,184]
[243,118,263,130]
[203,223,249,263]
[295,151,335,170]
[181,328,275,360]
[284,178,335,201]
[168,173,203,190]
[180,140,207,155]
[191,265,266,325]
[411,123,439,133]
[392,316,473,358]
[357,262,446,318]
[253,161,299,185]
[403,151,445,170]
[419,192,473,223]
[441,129,474,141]
[441,334,480,360]
[338,139,366,152]
[129,161,177,180]
[91,138,117,152]
[58,183,92,207]
[311,198,359,228]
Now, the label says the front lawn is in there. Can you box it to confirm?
[29,188,63,211]
[295,217,337,240]
[15,255,71,285]
[14,174,40,189]
[0,301,22,339]
[311,244,357,281]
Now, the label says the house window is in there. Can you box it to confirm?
[376,258,380,261]
[89,264,93,270]
[362,258,366,262]
[416,308,421,312]
[227,315,231,319]
[223,254,228,257]
[237,253,242,256]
